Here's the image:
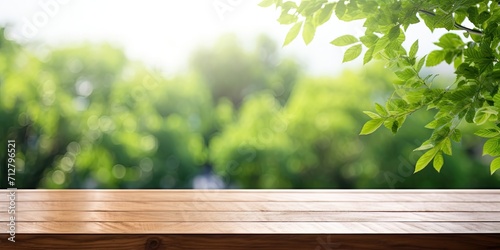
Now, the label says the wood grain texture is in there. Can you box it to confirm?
[1,234,500,250]
[2,189,500,202]
[0,189,499,248]
[3,201,500,212]
[3,211,500,222]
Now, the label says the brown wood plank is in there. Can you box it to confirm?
[2,190,500,202]
[2,211,500,222]
[2,222,500,234]
[1,234,499,250]
[1,190,499,240]
[2,201,500,212]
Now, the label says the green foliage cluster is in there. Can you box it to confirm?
[190,34,300,107]
[262,0,500,174]
[0,30,305,188]
[0,35,210,188]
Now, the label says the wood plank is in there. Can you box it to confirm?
[1,222,500,234]
[2,211,500,222]
[1,234,499,250]
[1,190,498,239]
[2,190,500,202]
[2,201,500,212]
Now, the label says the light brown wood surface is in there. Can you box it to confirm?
[1,190,500,234]
[1,190,499,249]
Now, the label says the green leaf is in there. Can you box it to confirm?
[383,119,395,131]
[303,1,324,16]
[467,7,479,26]
[473,109,491,125]
[448,85,476,101]
[388,25,401,40]
[409,40,419,58]
[396,115,406,130]
[420,11,436,31]
[359,34,379,47]
[391,120,399,134]
[433,126,450,143]
[477,11,491,25]
[435,33,464,49]
[426,50,445,66]
[375,103,388,116]
[414,140,434,151]
[483,137,500,156]
[475,128,500,138]
[277,12,297,24]
[360,118,384,135]
[416,56,426,72]
[363,46,374,64]
[302,20,316,45]
[330,35,359,46]
[415,147,438,173]
[395,68,416,80]
[404,88,425,102]
[363,111,381,119]
[387,99,408,111]
[435,12,455,30]
[442,138,452,155]
[335,0,346,19]
[373,36,390,54]
[456,63,479,79]
[433,151,444,172]
[283,21,303,46]
[453,55,463,69]
[454,11,466,24]
[258,0,275,7]
[425,119,438,129]
[317,3,335,25]
[465,107,476,123]
[493,93,500,108]
[281,1,297,10]
[491,157,500,174]
[343,44,362,63]
[451,129,462,142]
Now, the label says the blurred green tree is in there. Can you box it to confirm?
[0,29,214,188]
[189,34,301,107]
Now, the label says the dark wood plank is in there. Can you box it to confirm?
[1,234,500,250]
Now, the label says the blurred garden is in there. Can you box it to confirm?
[1,26,499,189]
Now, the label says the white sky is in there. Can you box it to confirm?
[0,0,453,76]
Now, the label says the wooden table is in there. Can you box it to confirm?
[1,189,500,249]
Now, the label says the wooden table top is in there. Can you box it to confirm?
[1,189,500,234]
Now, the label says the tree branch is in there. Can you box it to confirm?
[417,9,484,36]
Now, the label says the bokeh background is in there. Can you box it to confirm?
[1,0,499,189]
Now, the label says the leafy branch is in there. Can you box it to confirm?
[417,9,484,35]
[262,0,500,174]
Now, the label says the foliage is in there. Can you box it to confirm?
[210,66,499,188]
[189,34,300,107]
[263,0,500,174]
[0,28,212,188]
[1,27,498,189]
